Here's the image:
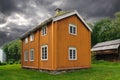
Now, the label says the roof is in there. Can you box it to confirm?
[91,39,120,51]
[20,10,92,39]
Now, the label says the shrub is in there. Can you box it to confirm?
[91,52,97,63]
[8,59,15,64]
[0,61,7,66]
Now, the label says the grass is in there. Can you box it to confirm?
[0,62,120,80]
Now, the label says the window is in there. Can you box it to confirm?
[69,47,77,60]
[30,49,34,61]
[41,26,47,36]
[69,24,77,35]
[24,51,28,61]
[30,34,34,41]
[41,45,48,60]
[25,37,28,43]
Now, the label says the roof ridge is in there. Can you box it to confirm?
[93,39,120,48]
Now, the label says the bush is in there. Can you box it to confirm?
[0,61,7,66]
[15,60,21,64]
[91,52,97,63]
[8,59,15,64]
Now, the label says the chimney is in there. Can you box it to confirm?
[55,8,62,16]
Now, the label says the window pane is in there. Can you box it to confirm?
[73,27,76,34]
[69,50,72,59]
[70,26,72,33]
[41,46,48,60]
[30,50,34,61]
[73,50,76,59]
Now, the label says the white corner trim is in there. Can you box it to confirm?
[53,10,92,32]
[74,10,92,32]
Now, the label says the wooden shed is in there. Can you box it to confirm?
[20,9,92,71]
[92,39,120,61]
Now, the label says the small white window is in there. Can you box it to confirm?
[25,37,28,43]
[30,49,34,61]
[69,47,77,60]
[30,34,34,41]
[41,26,47,36]
[24,51,28,61]
[69,24,77,35]
[41,45,48,60]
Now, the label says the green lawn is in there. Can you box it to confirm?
[0,62,120,80]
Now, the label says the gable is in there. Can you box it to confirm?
[53,10,92,32]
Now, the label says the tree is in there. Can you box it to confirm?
[2,43,9,63]
[92,12,120,46]
[92,18,112,46]
[2,39,21,63]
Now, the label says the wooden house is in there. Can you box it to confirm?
[91,39,120,61]
[20,9,92,71]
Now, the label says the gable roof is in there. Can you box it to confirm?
[91,39,120,51]
[20,10,92,39]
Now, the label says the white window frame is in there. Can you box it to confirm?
[25,37,28,44]
[69,24,77,35]
[24,51,28,61]
[30,33,34,42]
[41,45,48,60]
[30,49,34,61]
[68,47,77,60]
[41,26,47,36]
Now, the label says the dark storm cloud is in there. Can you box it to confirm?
[62,0,120,18]
[0,0,17,15]
[0,0,120,46]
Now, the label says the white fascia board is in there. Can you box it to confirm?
[53,10,92,32]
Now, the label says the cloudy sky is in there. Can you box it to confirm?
[0,0,120,46]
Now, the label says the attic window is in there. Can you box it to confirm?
[69,24,77,35]
[30,34,34,42]
[41,26,47,36]
[25,37,28,44]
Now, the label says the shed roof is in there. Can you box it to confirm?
[91,39,120,51]
[20,10,92,39]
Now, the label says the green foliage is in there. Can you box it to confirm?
[91,52,97,63]
[0,61,7,66]
[2,39,21,63]
[92,12,120,46]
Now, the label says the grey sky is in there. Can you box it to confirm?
[0,0,120,46]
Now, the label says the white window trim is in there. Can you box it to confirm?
[29,49,34,61]
[68,47,77,60]
[69,24,77,35]
[41,26,47,36]
[24,51,28,61]
[30,34,34,42]
[25,37,28,44]
[41,45,48,61]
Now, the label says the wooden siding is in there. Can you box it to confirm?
[39,23,53,70]
[21,14,91,70]
[55,15,91,69]
[22,30,39,68]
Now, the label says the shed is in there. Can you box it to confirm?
[91,39,120,61]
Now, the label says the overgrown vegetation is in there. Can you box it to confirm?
[2,39,21,64]
[92,12,120,46]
